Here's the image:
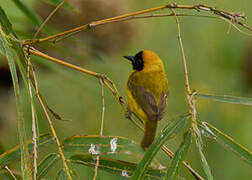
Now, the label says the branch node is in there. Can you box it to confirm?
[172,3,178,8]
[193,5,201,12]
[119,96,124,104]
[88,23,94,29]
[98,74,106,81]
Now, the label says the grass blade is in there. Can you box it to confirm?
[63,135,144,155]
[166,131,192,180]
[200,122,252,166]
[37,153,60,179]
[1,12,43,178]
[56,169,67,180]
[0,6,14,35]
[131,114,188,180]
[0,8,42,179]
[0,134,55,168]
[196,94,252,106]
[194,125,214,180]
[70,154,166,179]
[0,168,21,180]
[0,27,32,179]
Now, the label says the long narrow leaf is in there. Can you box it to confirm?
[0,6,14,35]
[194,125,214,180]
[70,154,166,179]
[166,131,192,180]
[200,122,252,166]
[0,134,54,168]
[63,135,144,155]
[0,168,21,180]
[37,153,60,179]
[56,169,67,180]
[1,15,43,179]
[0,169,14,179]
[0,27,31,179]
[196,94,252,106]
[131,114,188,180]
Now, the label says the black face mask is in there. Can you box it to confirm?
[123,51,144,71]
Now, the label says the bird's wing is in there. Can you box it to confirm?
[127,80,168,121]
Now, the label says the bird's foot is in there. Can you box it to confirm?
[125,108,132,119]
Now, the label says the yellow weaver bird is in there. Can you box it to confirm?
[124,50,169,149]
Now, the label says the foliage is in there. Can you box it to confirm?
[0,0,252,179]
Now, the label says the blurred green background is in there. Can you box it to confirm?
[0,0,252,179]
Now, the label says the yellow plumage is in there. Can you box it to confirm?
[124,50,169,149]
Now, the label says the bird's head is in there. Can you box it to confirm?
[123,50,161,71]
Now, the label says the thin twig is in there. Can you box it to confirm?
[31,68,72,180]
[4,166,17,180]
[220,16,252,36]
[161,146,203,180]
[9,2,250,180]
[23,3,252,45]
[172,9,204,179]
[53,13,219,44]
[93,156,100,180]
[86,13,218,28]
[27,59,38,180]
[27,47,203,179]
[171,9,198,131]
[93,77,106,180]
[99,77,105,137]
[27,47,100,78]
[172,9,191,96]
[23,5,168,45]
[33,0,66,38]
[128,112,203,179]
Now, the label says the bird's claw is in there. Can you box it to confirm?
[125,108,132,119]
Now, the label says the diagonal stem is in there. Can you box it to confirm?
[33,0,66,38]
[93,76,106,180]
[171,9,198,131]
[27,47,203,180]
[23,3,251,45]
[27,59,38,180]
[30,67,72,180]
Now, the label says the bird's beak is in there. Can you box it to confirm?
[123,56,135,62]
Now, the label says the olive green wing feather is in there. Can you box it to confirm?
[127,80,168,121]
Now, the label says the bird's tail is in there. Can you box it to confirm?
[141,120,158,150]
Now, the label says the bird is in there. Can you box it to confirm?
[124,50,169,149]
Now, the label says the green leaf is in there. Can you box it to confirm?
[56,169,67,180]
[196,94,252,106]
[194,125,214,180]
[0,168,21,180]
[0,10,42,179]
[41,0,78,12]
[0,28,31,179]
[0,134,55,168]
[11,0,53,34]
[63,135,144,155]
[70,154,166,179]
[37,153,60,179]
[0,169,13,180]
[166,131,192,180]
[0,6,17,55]
[200,121,252,166]
[0,6,14,35]
[131,114,188,180]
